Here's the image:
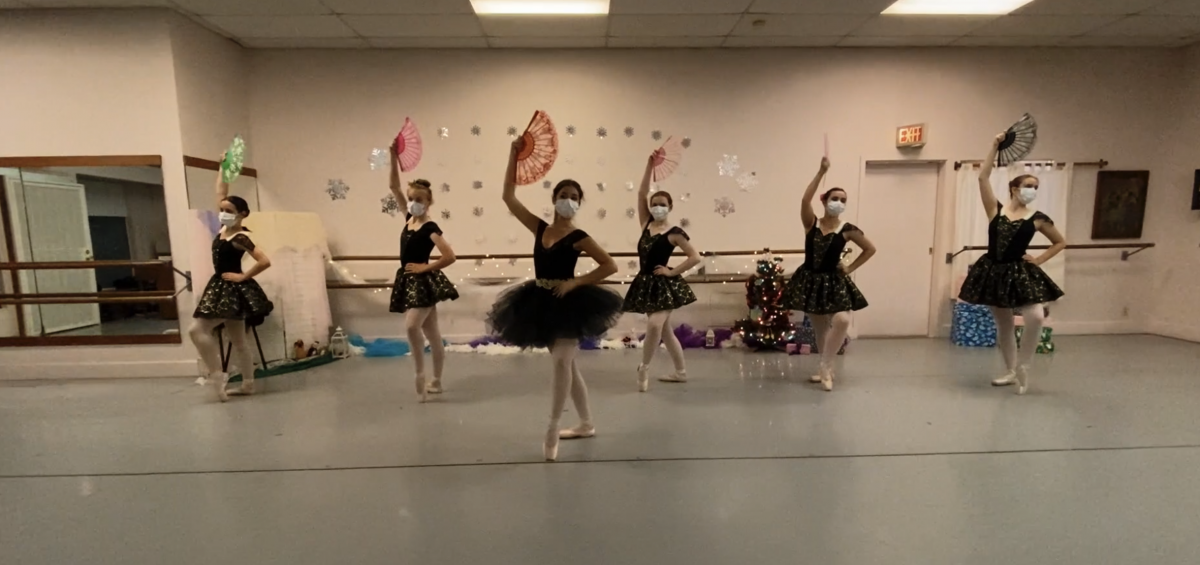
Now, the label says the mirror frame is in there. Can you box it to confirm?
[0,155,182,347]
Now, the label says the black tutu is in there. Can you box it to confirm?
[958,255,1063,308]
[486,281,624,349]
[623,273,697,314]
[389,269,459,313]
[193,276,274,324]
[780,265,868,315]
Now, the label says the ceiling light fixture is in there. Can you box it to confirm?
[470,0,609,15]
[882,0,1034,15]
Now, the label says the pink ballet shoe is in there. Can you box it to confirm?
[427,379,443,394]
[228,383,255,397]
[1016,366,1030,396]
[658,371,687,383]
[544,425,560,462]
[213,373,230,403]
[636,364,650,393]
[416,375,428,403]
[559,424,596,440]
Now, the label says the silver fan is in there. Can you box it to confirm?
[997,113,1038,166]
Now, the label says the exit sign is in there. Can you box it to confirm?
[897,124,927,148]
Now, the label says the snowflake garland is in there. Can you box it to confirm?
[651,130,663,141]
[597,208,607,220]
[625,207,636,219]
[440,182,451,193]
[624,126,635,138]
[737,171,759,192]
[718,155,741,177]
[682,137,692,149]
[566,125,577,137]
[473,181,483,190]
[471,125,481,136]
[473,206,484,217]
[507,126,518,138]
[441,210,452,220]
[368,148,388,171]
[680,218,691,228]
[438,127,449,139]
[714,197,736,217]
[596,127,608,139]
[381,194,400,216]
[326,179,350,200]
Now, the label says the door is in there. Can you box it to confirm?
[852,163,940,337]
[21,178,101,334]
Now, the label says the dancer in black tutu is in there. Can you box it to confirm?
[959,133,1065,395]
[780,157,876,391]
[624,151,701,392]
[189,153,274,402]
[487,138,622,462]
[387,142,459,402]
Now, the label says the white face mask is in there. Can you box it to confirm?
[825,201,846,217]
[219,211,239,227]
[407,201,427,217]
[649,206,670,221]
[1018,187,1038,205]
[555,198,579,219]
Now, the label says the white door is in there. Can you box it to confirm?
[21,178,101,334]
[852,163,940,337]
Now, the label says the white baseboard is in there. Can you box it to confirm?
[1147,321,1200,344]
[0,360,198,381]
[1052,320,1141,335]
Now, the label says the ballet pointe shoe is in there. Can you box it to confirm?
[809,374,822,383]
[658,371,687,383]
[427,379,443,395]
[992,370,1017,387]
[819,363,833,392]
[228,382,255,397]
[544,425,560,462]
[1015,365,1030,396]
[212,373,230,403]
[559,423,596,440]
[636,364,650,393]
[415,375,428,403]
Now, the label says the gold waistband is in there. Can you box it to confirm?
[535,279,567,289]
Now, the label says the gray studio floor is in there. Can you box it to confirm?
[3,335,1200,564]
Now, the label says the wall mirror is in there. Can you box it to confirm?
[0,156,180,346]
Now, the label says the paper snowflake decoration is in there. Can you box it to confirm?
[597,208,607,219]
[473,206,484,217]
[596,182,606,192]
[625,207,636,218]
[369,148,389,171]
[680,218,691,228]
[542,207,552,219]
[543,180,552,189]
[624,126,635,138]
[440,182,451,193]
[682,137,692,149]
[508,233,519,243]
[565,156,574,165]
[438,127,449,139]
[326,179,349,200]
[596,126,608,139]
[566,125,577,137]
[507,126,518,137]
[509,258,519,266]
[441,210,451,220]
[680,192,691,202]
[718,155,740,177]
[381,194,399,216]
[737,171,759,192]
[714,197,736,217]
[473,180,483,190]
[475,258,485,266]
[626,181,635,191]
[651,130,663,141]
[627,260,638,269]
[471,125,481,136]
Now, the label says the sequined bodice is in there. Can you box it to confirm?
[804,222,856,273]
[211,235,248,275]
[988,210,1050,263]
[637,225,688,275]
[534,220,588,280]
[401,214,441,266]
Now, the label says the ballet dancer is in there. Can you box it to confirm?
[387,142,459,402]
[780,157,875,391]
[189,153,274,402]
[958,133,1065,395]
[623,151,701,392]
[487,137,622,461]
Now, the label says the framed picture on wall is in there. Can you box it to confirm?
[1193,170,1200,211]
[1091,170,1149,240]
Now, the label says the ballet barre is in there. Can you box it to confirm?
[327,273,762,290]
[944,242,1155,264]
[330,248,806,262]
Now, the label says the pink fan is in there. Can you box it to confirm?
[515,110,559,186]
[394,117,423,172]
[651,136,684,181]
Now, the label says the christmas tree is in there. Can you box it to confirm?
[733,255,796,350]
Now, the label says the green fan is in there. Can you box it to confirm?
[221,135,246,183]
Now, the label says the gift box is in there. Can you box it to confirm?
[951,301,997,347]
[1014,318,1055,354]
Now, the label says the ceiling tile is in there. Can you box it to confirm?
[839,35,959,46]
[487,36,607,47]
[342,15,483,37]
[1014,0,1169,15]
[238,37,369,48]
[18,0,169,5]
[366,36,489,47]
[1087,15,1200,36]
[952,35,1069,46]
[478,14,607,36]
[723,35,842,46]
[730,14,871,36]
[321,0,475,14]
[748,0,895,14]
[609,0,752,14]
[172,0,329,15]
[851,15,998,36]
[1062,34,1189,46]
[608,14,741,36]
[0,0,29,6]
[967,15,1121,36]
[204,15,355,38]
[1143,1,1200,16]
[607,36,726,47]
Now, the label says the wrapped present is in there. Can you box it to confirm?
[952,301,997,347]
[1014,326,1055,354]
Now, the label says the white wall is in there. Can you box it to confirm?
[247,48,1177,341]
[169,13,252,164]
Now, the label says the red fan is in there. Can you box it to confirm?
[394,117,423,172]
[514,110,559,186]
[651,136,684,181]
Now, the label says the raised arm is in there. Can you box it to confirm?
[637,152,653,225]
[215,151,230,207]
[801,157,829,229]
[978,133,1004,219]
[1031,220,1067,266]
[503,138,541,234]
[388,141,407,209]
[842,230,876,275]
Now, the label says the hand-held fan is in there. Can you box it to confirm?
[394,117,423,172]
[514,110,559,186]
[997,113,1037,166]
[651,136,684,182]
[221,135,246,183]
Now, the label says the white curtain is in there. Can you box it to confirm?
[953,162,1071,296]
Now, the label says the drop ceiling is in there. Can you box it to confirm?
[3,0,1199,48]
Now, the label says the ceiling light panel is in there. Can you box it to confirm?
[470,0,609,14]
[882,0,1035,15]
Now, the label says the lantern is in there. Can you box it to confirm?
[329,327,350,359]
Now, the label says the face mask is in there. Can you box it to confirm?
[1018,187,1038,205]
[407,201,427,217]
[649,206,669,221]
[555,198,579,219]
[825,201,846,217]
[219,212,238,227]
